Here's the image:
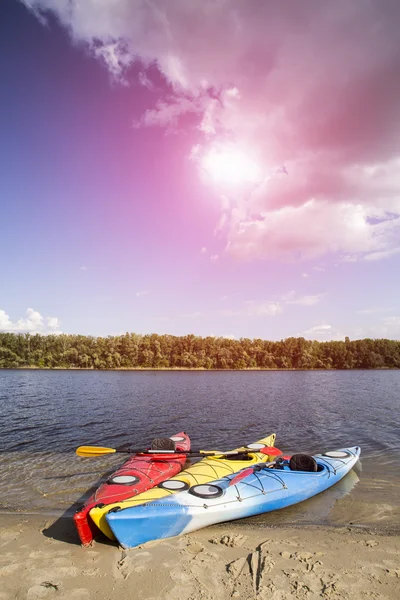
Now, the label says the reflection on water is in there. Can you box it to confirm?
[0,451,122,515]
[1,369,399,529]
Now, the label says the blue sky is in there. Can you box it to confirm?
[1,1,400,341]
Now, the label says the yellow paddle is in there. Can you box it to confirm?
[76,445,250,458]
[77,446,125,457]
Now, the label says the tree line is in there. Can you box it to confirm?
[0,332,399,369]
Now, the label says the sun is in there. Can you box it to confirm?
[201,144,262,186]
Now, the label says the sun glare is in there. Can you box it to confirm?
[201,145,262,186]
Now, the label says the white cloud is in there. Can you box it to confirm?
[221,301,283,318]
[302,324,346,341]
[247,301,283,316]
[0,310,13,330]
[342,255,358,263]
[0,308,62,334]
[200,247,207,254]
[381,316,400,338]
[16,308,44,332]
[135,290,149,297]
[138,70,153,89]
[47,317,61,330]
[210,254,219,262]
[80,265,88,270]
[305,324,332,334]
[93,40,132,82]
[219,292,321,321]
[357,307,391,315]
[364,247,400,261]
[283,291,325,306]
[352,316,400,340]
[135,96,201,129]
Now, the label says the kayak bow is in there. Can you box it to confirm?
[74,432,190,545]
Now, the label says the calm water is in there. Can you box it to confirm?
[0,370,399,530]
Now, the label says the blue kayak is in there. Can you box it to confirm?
[107,446,360,548]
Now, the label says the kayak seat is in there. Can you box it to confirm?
[289,454,318,472]
[151,438,176,451]
[225,452,254,461]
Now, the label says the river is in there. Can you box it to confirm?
[0,369,399,530]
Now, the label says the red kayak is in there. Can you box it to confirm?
[74,432,190,545]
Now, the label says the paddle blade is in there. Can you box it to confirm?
[260,447,282,459]
[229,467,254,486]
[76,446,117,457]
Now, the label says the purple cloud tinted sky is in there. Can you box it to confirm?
[1,1,399,339]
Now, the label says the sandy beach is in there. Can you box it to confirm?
[1,513,399,600]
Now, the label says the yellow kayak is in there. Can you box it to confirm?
[90,433,276,540]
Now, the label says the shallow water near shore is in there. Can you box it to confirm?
[0,369,399,530]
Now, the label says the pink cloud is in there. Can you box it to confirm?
[23,1,400,261]
[226,200,400,261]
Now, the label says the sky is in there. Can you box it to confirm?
[1,0,400,341]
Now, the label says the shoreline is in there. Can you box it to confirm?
[1,512,399,599]
[1,366,398,371]
[1,509,399,535]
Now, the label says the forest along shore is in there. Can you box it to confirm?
[0,513,399,600]
[1,332,400,369]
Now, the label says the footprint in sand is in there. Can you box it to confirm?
[0,531,21,547]
[29,551,46,560]
[260,554,275,574]
[0,552,17,565]
[81,568,101,578]
[210,534,247,548]
[169,567,193,584]
[186,541,205,555]
[365,540,379,547]
[227,556,248,579]
[27,584,58,600]
[114,550,152,580]
[0,563,21,578]
[53,557,74,568]
[385,568,400,578]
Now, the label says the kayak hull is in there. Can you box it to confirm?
[74,432,190,545]
[90,433,277,539]
[107,446,360,548]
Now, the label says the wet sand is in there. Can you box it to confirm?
[1,513,399,600]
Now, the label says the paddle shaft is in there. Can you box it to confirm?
[122,448,250,455]
[76,445,256,458]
